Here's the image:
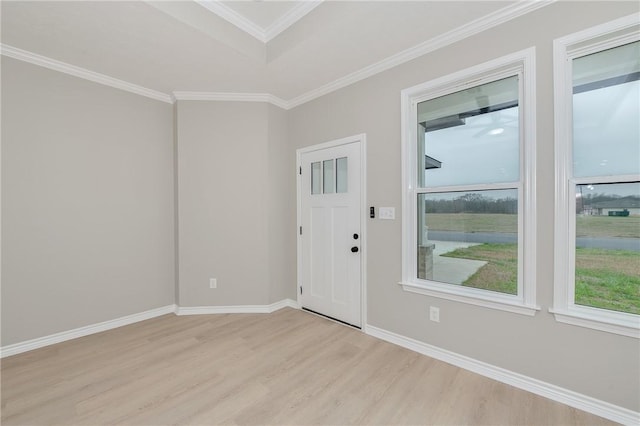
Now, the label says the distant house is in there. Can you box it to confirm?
[589,197,640,216]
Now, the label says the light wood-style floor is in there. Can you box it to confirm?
[2,308,614,425]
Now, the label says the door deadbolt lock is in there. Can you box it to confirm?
[353,233,359,240]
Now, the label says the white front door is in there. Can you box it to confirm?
[298,138,362,327]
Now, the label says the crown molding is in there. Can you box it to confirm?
[174,0,553,111]
[286,0,556,109]
[1,1,554,110]
[195,1,323,43]
[0,44,174,104]
[172,91,289,109]
[195,0,266,42]
[0,47,286,108]
[263,1,323,42]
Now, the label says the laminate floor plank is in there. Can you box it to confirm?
[1,308,616,425]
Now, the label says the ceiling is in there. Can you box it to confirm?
[199,0,323,42]
[0,1,548,105]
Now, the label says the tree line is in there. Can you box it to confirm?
[425,193,517,214]
[579,192,637,203]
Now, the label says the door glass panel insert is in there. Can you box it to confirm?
[311,162,321,194]
[336,157,348,193]
[323,159,335,194]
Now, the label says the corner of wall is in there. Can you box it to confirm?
[173,101,180,307]
[267,104,297,303]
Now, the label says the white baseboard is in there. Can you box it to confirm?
[1,304,177,358]
[12,302,630,423]
[1,300,300,358]
[365,324,639,425]
[268,298,300,311]
[176,298,299,315]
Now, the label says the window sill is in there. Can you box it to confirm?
[399,281,539,316]
[549,307,640,338]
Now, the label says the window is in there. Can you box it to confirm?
[552,16,640,338]
[311,158,348,194]
[401,49,537,315]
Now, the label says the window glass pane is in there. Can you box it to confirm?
[573,42,640,178]
[311,162,321,194]
[417,76,520,187]
[575,182,640,314]
[323,159,335,194]
[417,189,518,295]
[336,157,348,193]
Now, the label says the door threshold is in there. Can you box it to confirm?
[301,307,361,330]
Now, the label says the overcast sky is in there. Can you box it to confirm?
[423,80,639,198]
[424,107,519,188]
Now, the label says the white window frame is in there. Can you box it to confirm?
[400,48,538,316]
[551,14,640,338]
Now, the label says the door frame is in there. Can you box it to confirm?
[296,133,367,329]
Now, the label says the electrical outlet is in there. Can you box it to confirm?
[429,306,440,322]
[209,278,217,289]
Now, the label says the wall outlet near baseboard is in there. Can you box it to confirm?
[209,278,217,289]
[429,306,440,322]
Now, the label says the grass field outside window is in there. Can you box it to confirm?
[429,213,640,314]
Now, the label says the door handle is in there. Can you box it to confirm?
[351,246,359,253]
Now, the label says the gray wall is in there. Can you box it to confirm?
[176,101,271,306]
[267,105,296,303]
[175,101,295,307]
[287,2,639,411]
[1,0,637,413]
[1,57,175,346]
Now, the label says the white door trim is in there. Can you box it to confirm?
[296,134,367,329]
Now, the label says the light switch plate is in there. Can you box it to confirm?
[379,207,395,220]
